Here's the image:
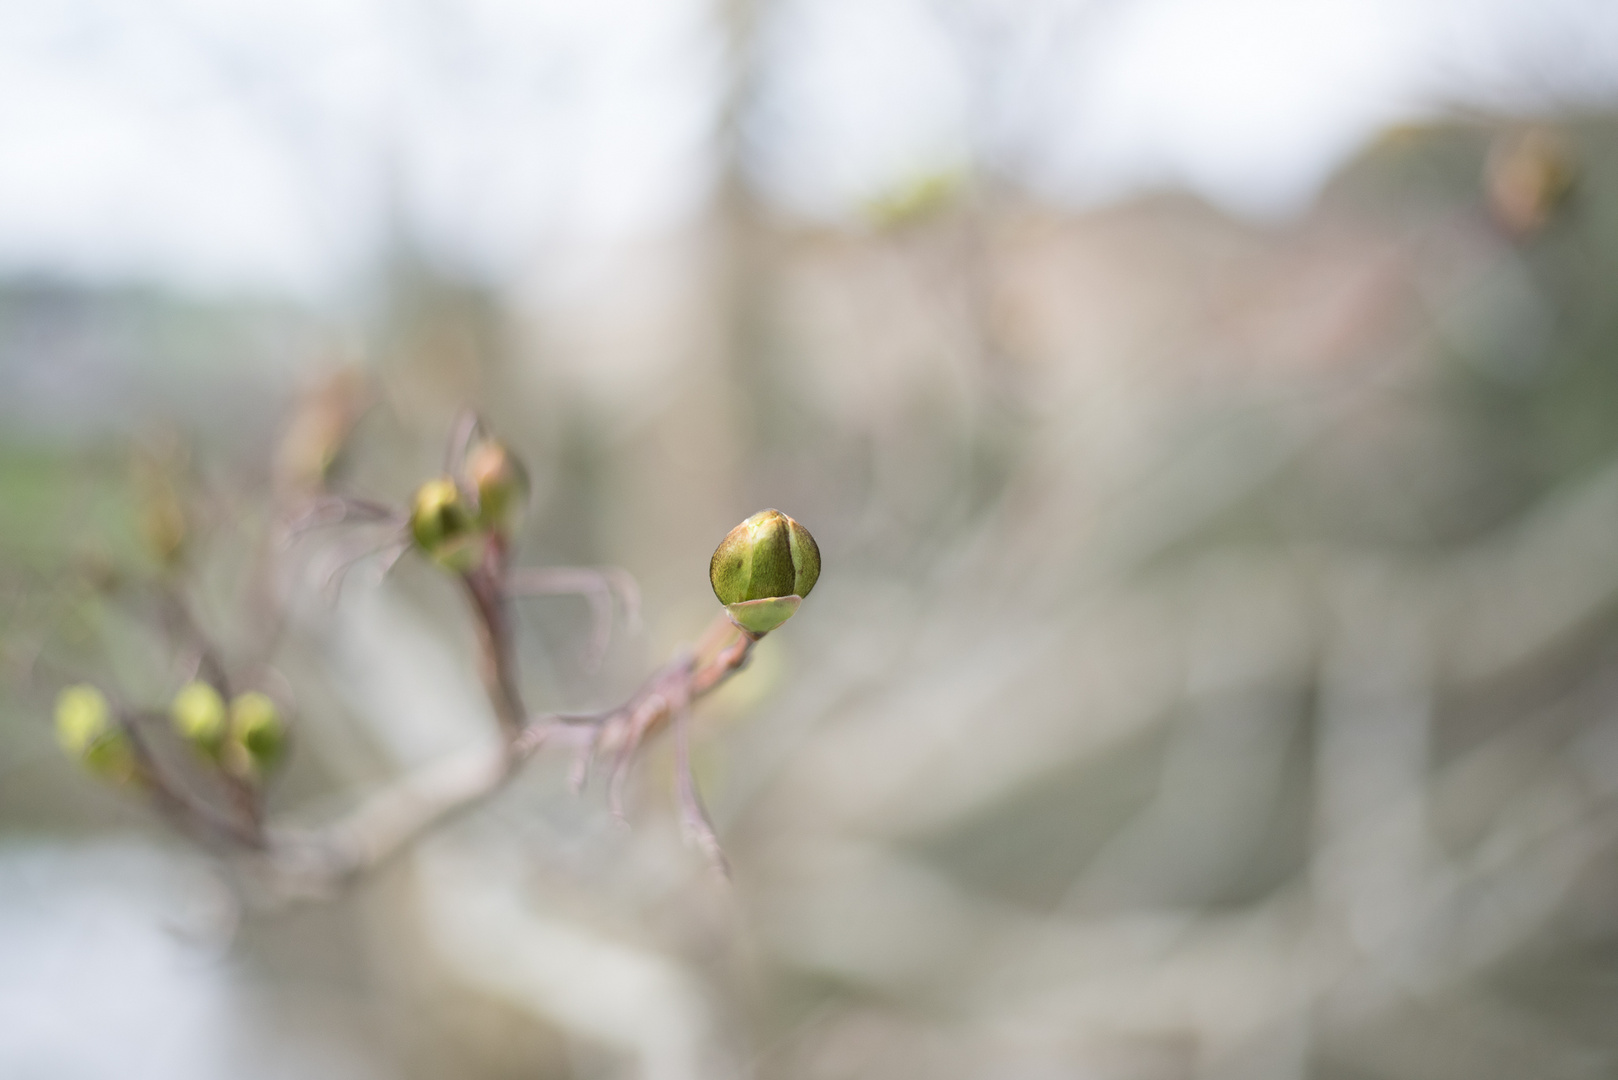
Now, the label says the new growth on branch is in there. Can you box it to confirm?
[53,410,819,898]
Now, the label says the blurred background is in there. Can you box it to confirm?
[7,1,1618,1077]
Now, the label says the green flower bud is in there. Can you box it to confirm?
[225,691,286,779]
[410,477,483,571]
[55,684,136,783]
[56,684,111,757]
[710,509,820,634]
[171,680,227,755]
[464,440,529,534]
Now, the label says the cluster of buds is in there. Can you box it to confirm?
[51,405,825,881]
[710,509,820,634]
[409,437,529,571]
[170,681,288,782]
[53,679,288,790]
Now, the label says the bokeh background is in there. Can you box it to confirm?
[7,1,1618,1078]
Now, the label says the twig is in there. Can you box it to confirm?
[445,409,484,478]
[243,611,759,903]
[505,565,641,669]
[122,711,266,852]
[673,698,729,877]
[462,554,527,745]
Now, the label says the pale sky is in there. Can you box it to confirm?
[0,0,1615,299]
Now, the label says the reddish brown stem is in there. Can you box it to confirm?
[461,543,527,749]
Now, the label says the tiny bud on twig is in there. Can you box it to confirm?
[171,680,228,758]
[464,439,529,536]
[56,685,137,784]
[410,477,484,571]
[710,509,820,634]
[225,691,287,780]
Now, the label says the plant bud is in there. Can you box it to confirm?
[55,684,136,782]
[171,680,227,755]
[1487,127,1576,236]
[56,684,111,756]
[464,440,529,533]
[226,691,286,779]
[410,477,483,571]
[710,509,820,634]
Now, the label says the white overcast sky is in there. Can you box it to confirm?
[0,0,1615,299]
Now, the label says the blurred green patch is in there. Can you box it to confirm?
[865,169,967,229]
[0,447,144,573]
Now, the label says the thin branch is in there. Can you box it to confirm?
[283,495,403,542]
[445,409,484,479]
[320,535,409,601]
[155,581,231,695]
[261,740,513,898]
[462,558,527,744]
[247,612,759,903]
[505,565,641,668]
[673,697,729,877]
[122,711,266,852]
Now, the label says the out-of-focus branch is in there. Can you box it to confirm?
[464,556,528,744]
[506,565,642,669]
[254,610,758,902]
[57,413,815,903]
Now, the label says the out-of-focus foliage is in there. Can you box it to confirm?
[8,115,1618,1080]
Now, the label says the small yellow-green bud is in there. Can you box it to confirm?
[410,477,482,571]
[171,680,227,755]
[225,691,286,779]
[55,684,136,783]
[464,440,529,533]
[710,509,820,633]
[56,684,111,757]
